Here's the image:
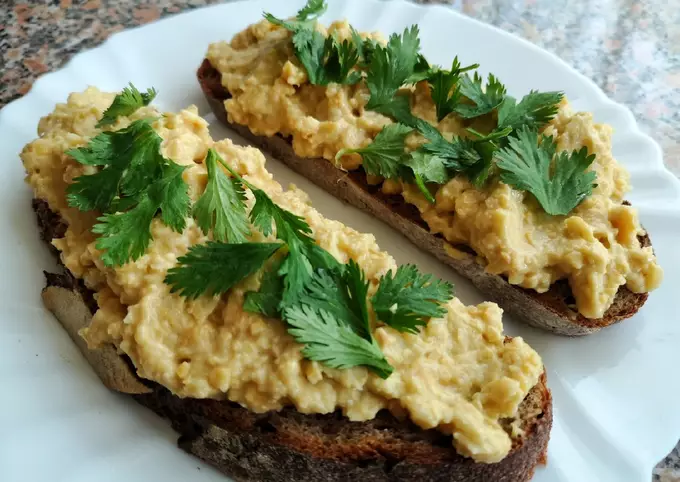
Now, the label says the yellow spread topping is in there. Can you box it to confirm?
[22,88,543,463]
[206,19,662,318]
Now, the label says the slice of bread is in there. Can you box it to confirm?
[34,198,551,482]
[197,59,651,337]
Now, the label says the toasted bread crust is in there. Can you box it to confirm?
[34,198,551,482]
[197,58,650,336]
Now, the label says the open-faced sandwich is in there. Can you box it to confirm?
[22,86,551,481]
[198,0,663,335]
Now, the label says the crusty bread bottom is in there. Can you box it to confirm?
[34,198,551,482]
[196,58,650,336]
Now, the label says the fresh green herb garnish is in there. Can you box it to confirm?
[372,264,454,334]
[284,303,394,378]
[295,0,327,21]
[284,260,393,378]
[265,1,360,85]
[193,149,250,243]
[364,25,421,115]
[428,68,462,122]
[404,54,433,84]
[461,126,514,188]
[192,150,398,377]
[335,123,413,179]
[404,150,449,203]
[67,119,163,212]
[164,242,283,299]
[495,126,597,215]
[497,91,564,131]
[67,118,191,266]
[263,0,326,31]
[96,83,157,128]
[426,58,479,121]
[454,72,506,119]
[297,260,371,339]
[243,259,285,318]
[265,4,584,215]
[92,161,190,267]
[209,149,341,306]
[325,37,363,85]
[418,128,482,171]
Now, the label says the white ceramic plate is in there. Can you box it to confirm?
[1,1,679,481]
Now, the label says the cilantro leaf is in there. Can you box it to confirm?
[193,149,250,243]
[372,264,454,334]
[370,94,417,123]
[292,28,328,84]
[497,90,564,131]
[296,0,327,21]
[495,126,597,215]
[271,23,360,86]
[365,25,421,112]
[284,304,394,379]
[265,2,359,86]
[351,27,375,67]
[418,127,481,171]
[426,57,479,121]
[298,260,371,340]
[92,196,157,267]
[244,259,285,318]
[325,37,362,85]
[461,126,514,188]
[429,67,462,122]
[278,235,342,307]
[404,54,432,84]
[335,123,412,179]
[249,188,306,238]
[454,72,506,119]
[66,133,113,166]
[240,178,340,305]
[96,83,157,128]
[156,162,190,233]
[463,140,497,188]
[404,150,449,203]
[66,119,161,212]
[91,159,190,267]
[264,0,327,31]
[165,242,282,299]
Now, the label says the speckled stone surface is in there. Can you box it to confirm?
[1,0,678,480]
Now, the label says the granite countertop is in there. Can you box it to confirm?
[1,0,678,480]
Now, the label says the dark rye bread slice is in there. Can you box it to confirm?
[197,58,651,337]
[34,199,551,482]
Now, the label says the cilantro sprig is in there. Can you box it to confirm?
[165,242,283,299]
[498,91,564,132]
[222,155,341,306]
[495,126,597,215]
[67,115,191,267]
[92,161,189,267]
[426,57,479,121]
[265,1,361,85]
[243,258,285,318]
[372,264,454,334]
[96,83,157,128]
[365,25,421,116]
[285,303,393,378]
[335,123,413,179]
[455,72,506,119]
[193,149,250,243]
